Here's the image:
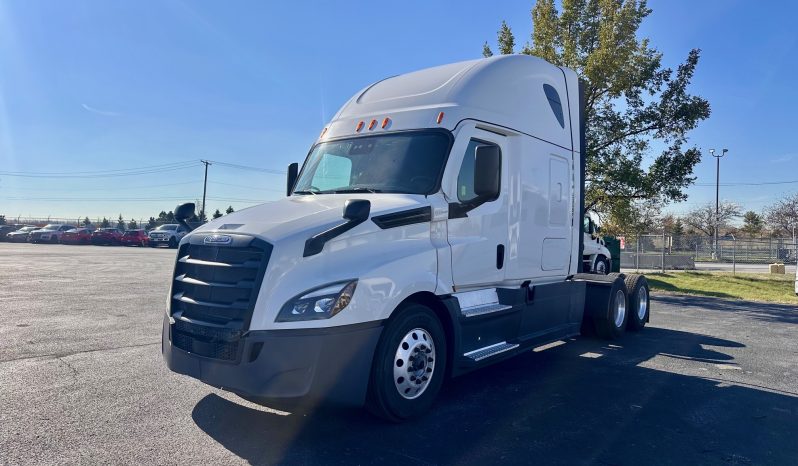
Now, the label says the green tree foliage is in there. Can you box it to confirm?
[128,219,138,230]
[82,217,91,226]
[740,211,764,237]
[497,21,515,55]
[212,209,223,219]
[147,217,157,229]
[116,214,126,231]
[484,0,710,217]
[482,42,493,58]
[0,215,5,225]
[157,211,176,223]
[225,206,235,215]
[100,217,110,228]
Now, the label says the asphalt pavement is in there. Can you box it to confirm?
[1,243,797,465]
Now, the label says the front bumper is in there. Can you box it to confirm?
[162,315,383,406]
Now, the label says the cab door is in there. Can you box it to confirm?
[444,127,508,289]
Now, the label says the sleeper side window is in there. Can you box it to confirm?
[456,139,500,202]
[543,84,565,128]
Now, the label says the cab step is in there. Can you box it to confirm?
[455,289,513,318]
[463,341,519,362]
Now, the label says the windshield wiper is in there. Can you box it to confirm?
[293,190,318,195]
[331,187,383,194]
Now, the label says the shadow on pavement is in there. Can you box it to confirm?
[192,325,797,465]
[654,294,798,324]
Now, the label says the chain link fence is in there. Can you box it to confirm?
[619,234,798,271]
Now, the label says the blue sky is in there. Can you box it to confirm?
[1,0,796,222]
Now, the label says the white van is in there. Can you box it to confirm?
[162,55,650,421]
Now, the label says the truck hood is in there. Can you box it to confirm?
[192,194,431,242]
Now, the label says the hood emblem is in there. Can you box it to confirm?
[204,234,233,245]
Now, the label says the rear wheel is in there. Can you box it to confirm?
[625,274,650,331]
[593,277,628,340]
[366,304,446,422]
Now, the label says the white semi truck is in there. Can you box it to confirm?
[162,55,650,421]
[583,216,612,274]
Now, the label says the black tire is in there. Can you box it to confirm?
[594,256,609,275]
[625,274,650,331]
[168,237,177,248]
[593,276,628,340]
[366,304,447,422]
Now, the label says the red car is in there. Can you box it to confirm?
[120,229,149,247]
[91,228,123,245]
[61,228,94,245]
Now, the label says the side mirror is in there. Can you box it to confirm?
[174,202,196,232]
[343,199,371,222]
[286,162,299,196]
[474,145,501,199]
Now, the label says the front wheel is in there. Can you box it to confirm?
[366,304,447,422]
[594,256,609,275]
[168,237,177,248]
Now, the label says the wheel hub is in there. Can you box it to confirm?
[393,328,436,400]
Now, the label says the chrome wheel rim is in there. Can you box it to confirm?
[595,260,607,274]
[393,328,436,400]
[637,286,648,320]
[613,289,626,328]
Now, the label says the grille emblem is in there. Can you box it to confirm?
[204,234,233,245]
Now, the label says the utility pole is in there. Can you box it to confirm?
[709,148,728,259]
[200,160,212,222]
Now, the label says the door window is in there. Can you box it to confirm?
[456,139,500,202]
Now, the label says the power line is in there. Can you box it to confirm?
[207,160,286,175]
[0,162,202,178]
[0,180,202,192]
[694,179,798,187]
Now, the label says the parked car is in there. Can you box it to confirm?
[148,224,187,248]
[120,229,149,247]
[29,224,75,243]
[91,228,124,245]
[61,228,94,245]
[0,224,23,241]
[5,226,38,243]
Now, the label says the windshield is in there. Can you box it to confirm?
[19,227,36,232]
[156,225,177,231]
[41,224,60,230]
[293,131,451,195]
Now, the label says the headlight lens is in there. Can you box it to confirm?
[276,280,357,322]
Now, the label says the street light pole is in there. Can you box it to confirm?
[200,160,212,222]
[709,148,728,259]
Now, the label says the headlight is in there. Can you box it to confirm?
[276,280,357,322]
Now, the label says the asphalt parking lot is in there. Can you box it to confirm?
[1,243,797,465]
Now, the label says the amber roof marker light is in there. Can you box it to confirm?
[368,119,377,130]
[381,117,391,129]
[319,127,328,139]
[436,112,445,124]
[355,121,364,132]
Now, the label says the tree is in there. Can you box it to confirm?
[671,218,685,236]
[683,201,741,237]
[599,199,661,236]
[116,214,126,231]
[484,0,710,218]
[0,215,5,225]
[147,217,157,229]
[82,217,91,226]
[128,219,138,230]
[765,193,798,237]
[212,209,223,219]
[740,211,764,237]
[157,210,176,223]
[482,42,493,58]
[497,21,515,55]
[225,206,235,215]
[100,217,110,228]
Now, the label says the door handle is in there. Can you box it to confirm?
[496,244,505,269]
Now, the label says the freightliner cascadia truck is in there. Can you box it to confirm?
[162,55,651,421]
